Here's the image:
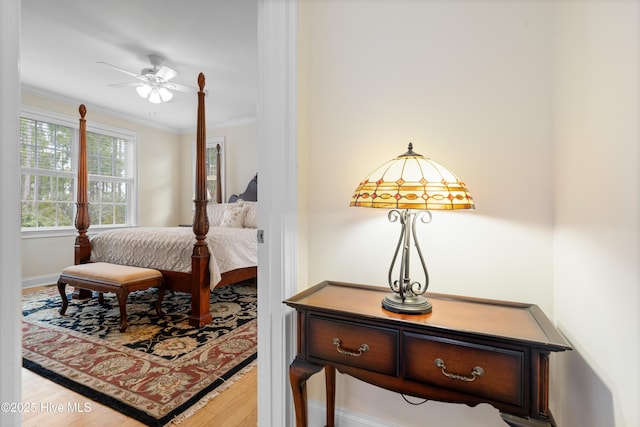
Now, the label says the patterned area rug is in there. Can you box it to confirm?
[22,281,257,426]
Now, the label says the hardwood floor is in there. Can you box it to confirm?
[21,286,257,426]
[21,366,257,426]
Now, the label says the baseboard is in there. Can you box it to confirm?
[22,274,58,289]
[308,399,401,427]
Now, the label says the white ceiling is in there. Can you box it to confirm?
[21,0,258,133]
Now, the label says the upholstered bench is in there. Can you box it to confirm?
[57,262,165,332]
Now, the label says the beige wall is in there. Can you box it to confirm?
[21,92,180,285]
[178,120,258,224]
[299,1,638,426]
[21,93,258,285]
[553,2,639,426]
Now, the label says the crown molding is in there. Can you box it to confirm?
[21,85,257,135]
[21,85,180,132]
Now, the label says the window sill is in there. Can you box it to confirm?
[21,225,137,239]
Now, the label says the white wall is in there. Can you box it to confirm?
[553,2,639,427]
[299,1,638,426]
[301,0,555,307]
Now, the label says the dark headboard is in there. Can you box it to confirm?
[228,174,257,202]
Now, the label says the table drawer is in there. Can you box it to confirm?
[308,315,398,376]
[403,333,524,407]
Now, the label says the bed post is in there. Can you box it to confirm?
[73,104,92,299]
[191,73,212,327]
[216,143,222,204]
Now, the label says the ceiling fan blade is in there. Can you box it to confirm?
[168,82,206,95]
[155,65,178,81]
[107,82,143,88]
[97,61,142,79]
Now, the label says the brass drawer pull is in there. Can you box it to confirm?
[434,358,484,382]
[333,338,369,357]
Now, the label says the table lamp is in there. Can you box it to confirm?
[350,143,474,314]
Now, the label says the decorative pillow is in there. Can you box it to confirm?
[241,201,258,228]
[221,203,248,228]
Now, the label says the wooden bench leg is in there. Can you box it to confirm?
[116,289,129,332]
[57,280,69,315]
[58,274,164,333]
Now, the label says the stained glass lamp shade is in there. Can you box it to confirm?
[350,143,474,314]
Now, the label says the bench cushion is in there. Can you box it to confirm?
[61,262,162,286]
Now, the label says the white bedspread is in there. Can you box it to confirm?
[89,227,257,289]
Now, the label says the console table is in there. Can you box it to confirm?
[284,281,571,427]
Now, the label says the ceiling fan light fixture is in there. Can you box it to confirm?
[99,57,187,104]
[148,89,162,104]
[158,87,173,102]
[136,84,152,98]
[136,84,172,104]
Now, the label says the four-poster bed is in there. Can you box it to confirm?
[72,73,257,327]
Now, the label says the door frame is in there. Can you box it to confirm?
[0,0,23,425]
[257,0,298,426]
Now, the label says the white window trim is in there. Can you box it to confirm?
[20,105,139,236]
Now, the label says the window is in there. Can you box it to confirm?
[20,108,137,233]
[20,118,75,228]
[86,132,132,226]
[205,137,225,203]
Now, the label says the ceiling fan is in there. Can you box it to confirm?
[98,54,201,104]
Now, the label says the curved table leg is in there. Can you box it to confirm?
[290,357,324,427]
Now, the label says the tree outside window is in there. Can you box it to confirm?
[205,137,225,203]
[20,111,136,231]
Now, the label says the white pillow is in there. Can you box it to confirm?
[241,201,258,228]
[221,203,248,228]
[206,202,228,227]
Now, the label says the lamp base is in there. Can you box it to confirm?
[382,293,432,314]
